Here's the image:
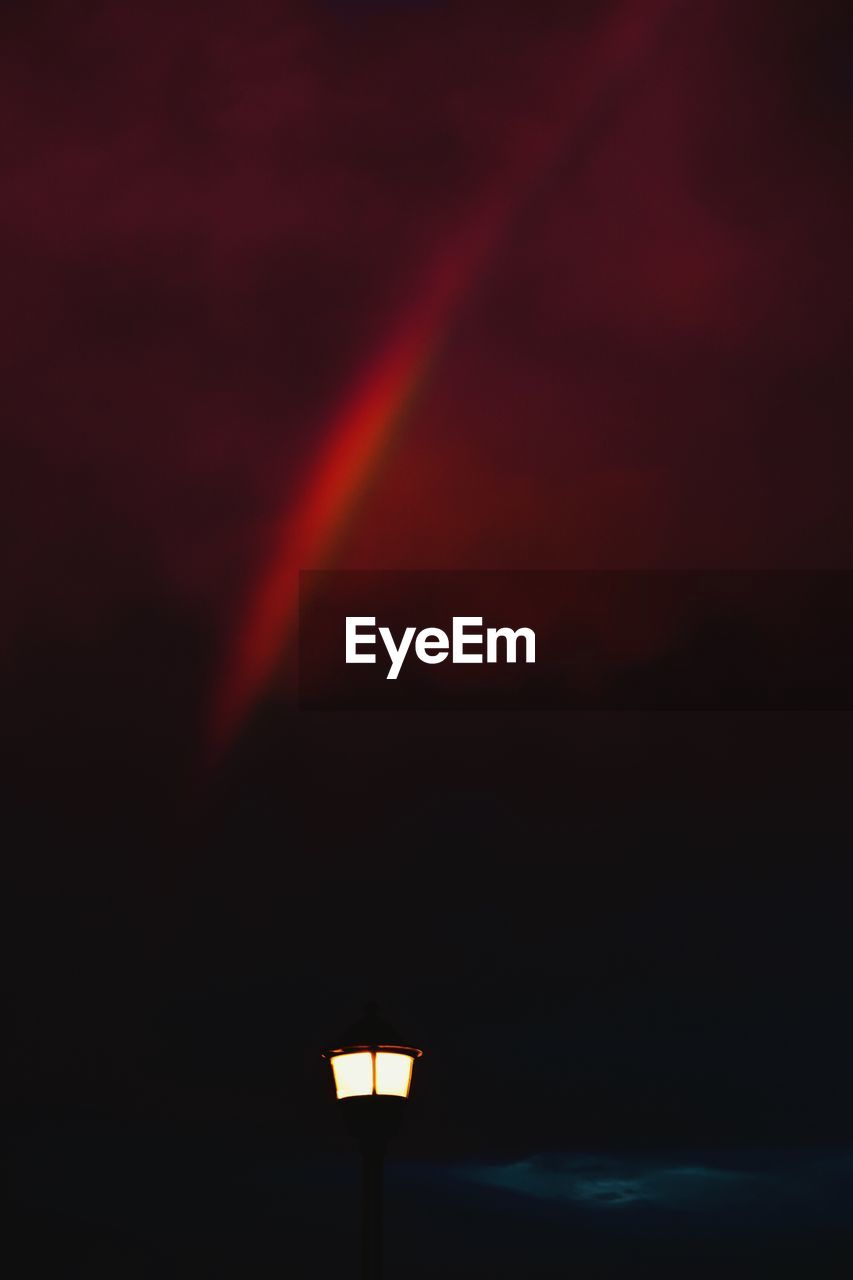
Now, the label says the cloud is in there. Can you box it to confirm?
[458,1152,752,1209]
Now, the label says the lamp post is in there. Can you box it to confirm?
[323,1002,423,1280]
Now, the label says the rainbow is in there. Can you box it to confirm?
[206,0,676,760]
[207,230,493,758]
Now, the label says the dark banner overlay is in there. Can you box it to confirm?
[298,571,853,711]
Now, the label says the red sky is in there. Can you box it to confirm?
[3,0,852,766]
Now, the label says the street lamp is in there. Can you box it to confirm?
[323,1002,423,1280]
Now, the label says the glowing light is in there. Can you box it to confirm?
[331,1051,374,1099]
[375,1051,414,1097]
[329,1049,416,1098]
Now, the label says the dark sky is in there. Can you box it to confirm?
[4,0,853,1274]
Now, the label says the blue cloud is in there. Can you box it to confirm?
[458,1153,753,1209]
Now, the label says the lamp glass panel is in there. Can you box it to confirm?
[375,1051,413,1097]
[331,1051,374,1098]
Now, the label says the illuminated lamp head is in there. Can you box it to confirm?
[323,1002,423,1103]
